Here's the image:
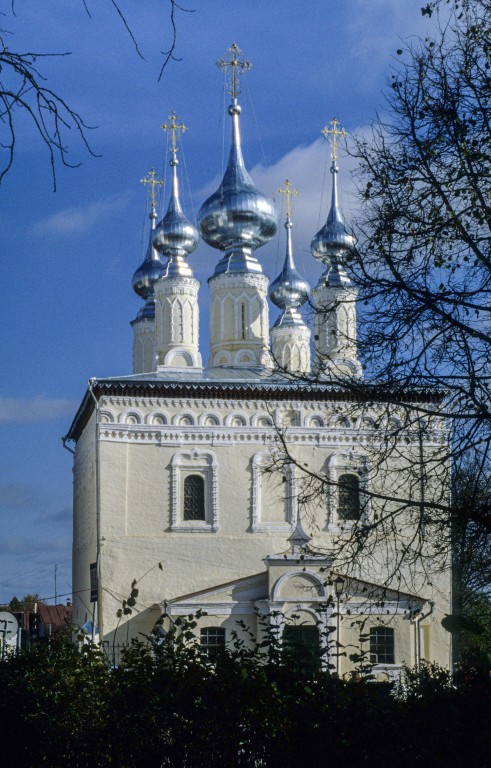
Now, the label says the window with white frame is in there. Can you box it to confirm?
[326,453,369,528]
[369,626,395,664]
[200,626,226,658]
[251,452,295,532]
[171,450,218,532]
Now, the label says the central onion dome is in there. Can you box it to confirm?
[152,112,199,277]
[198,45,277,275]
[132,202,166,320]
[311,157,355,286]
[270,190,309,327]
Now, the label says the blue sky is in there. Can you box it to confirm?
[0,1,438,603]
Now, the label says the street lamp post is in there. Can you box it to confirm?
[334,576,345,676]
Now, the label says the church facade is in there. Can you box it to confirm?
[66,45,451,678]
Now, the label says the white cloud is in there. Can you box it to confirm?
[33,191,133,237]
[0,395,78,423]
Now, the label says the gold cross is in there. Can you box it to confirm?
[161,111,187,158]
[216,43,252,99]
[140,168,164,208]
[321,118,347,161]
[278,179,298,219]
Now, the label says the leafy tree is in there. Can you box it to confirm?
[0,593,44,612]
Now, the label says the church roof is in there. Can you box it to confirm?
[64,366,445,443]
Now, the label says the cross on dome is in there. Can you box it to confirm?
[140,168,164,210]
[278,179,298,220]
[162,112,187,161]
[216,43,252,100]
[321,118,347,162]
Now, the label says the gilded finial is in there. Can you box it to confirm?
[278,179,298,220]
[162,111,187,160]
[217,43,252,100]
[140,168,164,209]
[321,118,347,162]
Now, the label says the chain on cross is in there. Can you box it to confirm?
[162,111,187,158]
[321,118,347,162]
[216,43,252,99]
[140,168,164,209]
[278,179,298,219]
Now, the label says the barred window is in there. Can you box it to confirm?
[338,473,361,521]
[370,626,395,664]
[200,627,226,657]
[183,474,205,521]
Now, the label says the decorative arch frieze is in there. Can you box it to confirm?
[118,409,143,425]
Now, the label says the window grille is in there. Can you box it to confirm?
[338,473,361,520]
[370,626,395,664]
[200,627,226,657]
[183,474,205,521]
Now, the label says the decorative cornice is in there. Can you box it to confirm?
[209,271,269,291]
[65,378,446,443]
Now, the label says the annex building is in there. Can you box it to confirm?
[65,45,451,678]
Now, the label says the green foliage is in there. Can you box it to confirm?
[394,660,454,700]
[0,617,490,766]
[0,593,44,612]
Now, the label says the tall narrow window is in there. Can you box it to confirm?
[370,626,395,664]
[183,474,205,521]
[338,473,361,520]
[240,301,247,340]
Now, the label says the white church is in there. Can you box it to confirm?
[65,45,451,677]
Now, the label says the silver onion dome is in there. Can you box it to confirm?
[311,159,355,274]
[198,99,277,275]
[132,205,166,320]
[152,167,198,278]
[270,211,309,327]
[152,112,199,278]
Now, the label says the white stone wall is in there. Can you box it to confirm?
[270,323,311,374]
[71,393,451,667]
[132,318,156,374]
[154,276,202,368]
[311,282,362,377]
[72,410,98,630]
[208,273,271,366]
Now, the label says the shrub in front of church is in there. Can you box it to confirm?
[0,622,489,766]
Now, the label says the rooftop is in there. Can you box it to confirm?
[64,366,445,443]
